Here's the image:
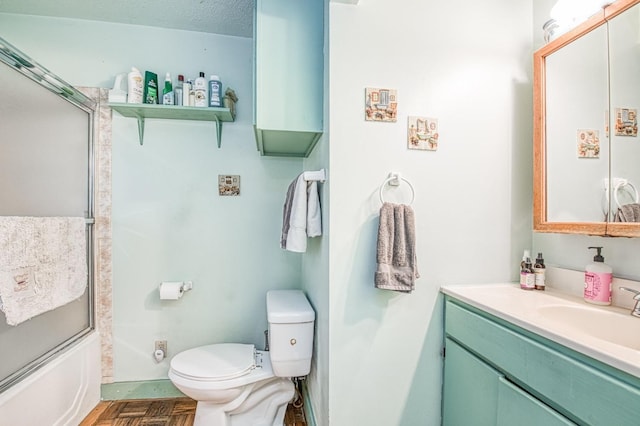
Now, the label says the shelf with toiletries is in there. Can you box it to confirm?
[109,103,235,147]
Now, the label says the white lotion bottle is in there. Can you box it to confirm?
[127,67,143,104]
[194,72,208,107]
[584,246,612,305]
[182,79,192,107]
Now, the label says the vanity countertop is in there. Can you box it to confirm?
[441,283,640,379]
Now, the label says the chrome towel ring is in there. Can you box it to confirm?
[613,179,639,209]
[379,172,415,205]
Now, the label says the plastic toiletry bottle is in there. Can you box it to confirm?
[108,73,127,103]
[143,71,159,104]
[534,252,546,291]
[584,246,612,305]
[127,67,143,104]
[174,74,184,106]
[519,250,534,290]
[520,250,529,272]
[188,79,196,106]
[162,73,174,105]
[194,72,208,107]
[183,79,192,107]
[208,75,222,107]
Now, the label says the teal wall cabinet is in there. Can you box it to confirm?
[253,0,324,157]
[443,297,640,426]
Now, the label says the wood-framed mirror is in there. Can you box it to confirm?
[534,0,640,237]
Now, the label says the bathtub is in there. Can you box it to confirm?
[0,332,101,425]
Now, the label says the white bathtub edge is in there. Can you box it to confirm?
[0,331,101,426]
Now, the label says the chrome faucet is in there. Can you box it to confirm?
[619,287,640,317]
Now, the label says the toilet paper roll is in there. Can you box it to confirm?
[159,281,184,300]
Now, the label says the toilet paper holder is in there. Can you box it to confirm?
[159,281,193,300]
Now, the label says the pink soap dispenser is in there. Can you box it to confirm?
[584,246,612,305]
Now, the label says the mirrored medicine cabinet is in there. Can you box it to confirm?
[534,0,640,237]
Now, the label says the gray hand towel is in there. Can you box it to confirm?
[614,203,640,222]
[374,202,419,293]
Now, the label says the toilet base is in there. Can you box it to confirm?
[194,377,295,426]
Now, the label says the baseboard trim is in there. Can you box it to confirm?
[101,379,184,400]
[301,380,317,426]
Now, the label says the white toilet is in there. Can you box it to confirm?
[168,290,315,426]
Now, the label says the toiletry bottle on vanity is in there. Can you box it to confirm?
[534,252,546,291]
[584,246,612,305]
[520,250,535,290]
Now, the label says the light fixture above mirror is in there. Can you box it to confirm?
[544,0,613,43]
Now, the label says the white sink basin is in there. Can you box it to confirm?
[536,304,640,351]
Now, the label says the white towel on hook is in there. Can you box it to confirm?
[281,174,322,253]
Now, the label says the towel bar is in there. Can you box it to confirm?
[303,169,326,182]
[379,172,415,205]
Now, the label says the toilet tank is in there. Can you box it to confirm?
[266,290,315,377]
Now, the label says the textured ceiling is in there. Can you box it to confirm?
[0,0,254,38]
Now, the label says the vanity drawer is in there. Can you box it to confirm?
[445,300,640,426]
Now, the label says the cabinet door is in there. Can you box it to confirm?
[254,0,323,157]
[443,338,500,426]
[497,377,576,426]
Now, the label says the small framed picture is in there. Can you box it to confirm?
[365,87,398,122]
[408,116,439,150]
[218,175,240,196]
[577,129,599,158]
[614,108,638,137]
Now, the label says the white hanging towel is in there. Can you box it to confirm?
[281,174,322,252]
[0,216,88,326]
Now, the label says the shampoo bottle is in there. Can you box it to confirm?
[143,71,159,104]
[194,72,208,107]
[174,74,184,106]
[183,79,192,107]
[162,73,174,105]
[584,246,612,305]
[127,67,143,104]
[208,75,222,107]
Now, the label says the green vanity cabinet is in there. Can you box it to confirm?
[253,0,324,157]
[443,338,574,426]
[443,297,640,426]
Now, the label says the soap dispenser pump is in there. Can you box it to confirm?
[584,246,612,305]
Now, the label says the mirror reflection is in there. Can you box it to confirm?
[534,0,640,236]
[608,2,640,223]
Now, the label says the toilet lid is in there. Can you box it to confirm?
[171,343,256,381]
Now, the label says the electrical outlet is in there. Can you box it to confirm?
[155,340,167,354]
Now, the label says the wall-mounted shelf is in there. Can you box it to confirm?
[109,103,235,147]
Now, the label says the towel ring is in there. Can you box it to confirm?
[614,180,639,209]
[379,173,415,205]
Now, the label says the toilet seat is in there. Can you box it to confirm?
[170,343,256,382]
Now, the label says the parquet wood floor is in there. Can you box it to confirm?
[80,397,306,426]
